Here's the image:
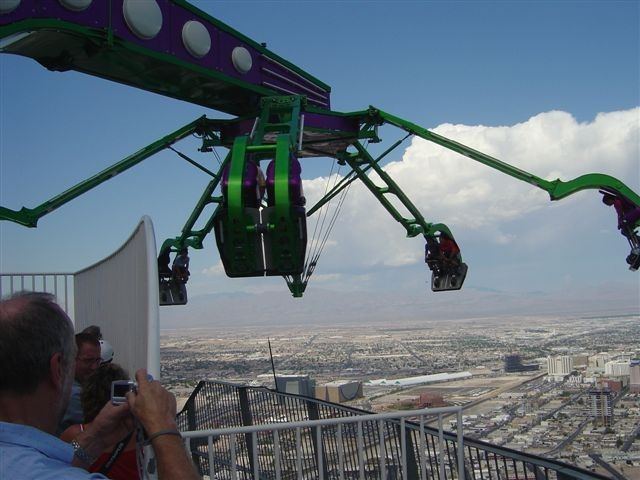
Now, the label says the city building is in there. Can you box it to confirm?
[598,378,623,393]
[588,352,612,372]
[630,360,640,393]
[417,392,448,408]
[547,355,573,380]
[604,359,630,377]
[504,354,539,373]
[572,354,589,368]
[275,374,316,397]
[315,380,363,403]
[367,371,472,387]
[588,388,614,426]
[566,374,583,386]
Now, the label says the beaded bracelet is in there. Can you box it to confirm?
[71,439,98,466]
[145,429,182,445]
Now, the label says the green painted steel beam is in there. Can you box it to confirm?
[346,142,455,240]
[228,136,249,222]
[158,155,228,257]
[369,107,640,207]
[0,117,207,228]
[307,134,410,216]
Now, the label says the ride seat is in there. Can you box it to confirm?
[213,207,264,277]
[221,161,264,208]
[266,158,305,207]
[431,262,468,292]
[159,276,188,305]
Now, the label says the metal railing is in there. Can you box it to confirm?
[0,272,74,317]
[181,409,463,480]
[177,381,608,480]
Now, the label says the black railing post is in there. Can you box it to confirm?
[238,386,256,475]
[182,381,206,475]
[401,423,420,480]
[306,400,330,478]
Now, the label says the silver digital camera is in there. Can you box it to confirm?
[111,380,137,405]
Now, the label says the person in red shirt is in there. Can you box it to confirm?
[61,363,140,480]
[438,234,462,269]
[424,233,461,271]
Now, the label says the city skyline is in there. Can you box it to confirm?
[160,313,640,476]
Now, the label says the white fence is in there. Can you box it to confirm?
[0,272,75,318]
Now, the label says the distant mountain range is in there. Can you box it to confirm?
[160,283,639,329]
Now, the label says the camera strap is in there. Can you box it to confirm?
[98,431,133,475]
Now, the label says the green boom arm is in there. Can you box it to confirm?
[0,117,210,228]
[2,100,638,299]
[370,107,640,207]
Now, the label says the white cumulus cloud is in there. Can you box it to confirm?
[202,262,226,277]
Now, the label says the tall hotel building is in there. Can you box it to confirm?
[547,355,573,379]
[604,360,630,377]
[588,388,614,426]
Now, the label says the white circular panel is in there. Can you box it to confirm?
[0,0,21,14]
[59,0,92,12]
[123,0,162,40]
[231,46,252,74]
[182,20,211,58]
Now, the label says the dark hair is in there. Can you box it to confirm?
[81,363,129,423]
[0,292,75,394]
[81,325,103,339]
[75,332,100,351]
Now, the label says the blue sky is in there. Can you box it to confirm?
[1,1,638,315]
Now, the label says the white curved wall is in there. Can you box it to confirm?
[73,216,160,379]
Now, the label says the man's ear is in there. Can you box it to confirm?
[49,352,66,391]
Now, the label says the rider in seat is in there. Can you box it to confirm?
[439,233,462,270]
[602,192,640,270]
[602,193,640,235]
[157,249,172,278]
[425,233,461,273]
[424,232,467,290]
[172,247,190,284]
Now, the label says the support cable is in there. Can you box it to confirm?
[303,159,341,276]
[167,146,218,178]
[302,141,371,284]
[303,179,351,284]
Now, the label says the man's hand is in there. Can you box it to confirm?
[91,401,133,445]
[126,369,200,480]
[72,402,132,468]
[126,368,178,434]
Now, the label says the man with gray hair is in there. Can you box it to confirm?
[0,292,198,479]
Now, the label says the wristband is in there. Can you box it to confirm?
[71,439,98,466]
[145,429,182,445]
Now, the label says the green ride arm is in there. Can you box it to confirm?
[370,107,640,207]
[0,117,207,228]
[342,141,456,243]
[158,156,228,257]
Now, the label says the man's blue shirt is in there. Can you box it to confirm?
[0,422,106,479]
[59,380,83,434]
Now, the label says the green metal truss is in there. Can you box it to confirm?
[2,98,638,299]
